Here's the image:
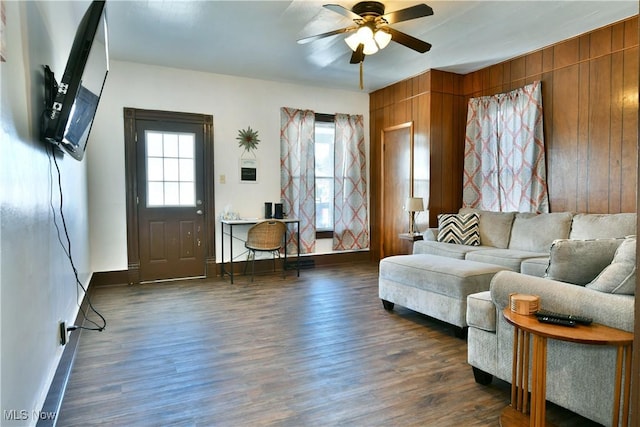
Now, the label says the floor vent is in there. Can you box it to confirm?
[286,259,315,270]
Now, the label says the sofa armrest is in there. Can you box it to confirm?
[490,270,634,332]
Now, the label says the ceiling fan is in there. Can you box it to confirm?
[297,1,434,65]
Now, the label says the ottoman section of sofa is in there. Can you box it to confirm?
[378,254,511,331]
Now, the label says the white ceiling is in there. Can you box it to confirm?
[93,0,637,93]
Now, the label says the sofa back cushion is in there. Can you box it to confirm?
[545,238,623,285]
[586,236,636,295]
[508,212,573,252]
[459,208,516,249]
[569,213,636,239]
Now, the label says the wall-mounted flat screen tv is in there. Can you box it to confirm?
[43,0,109,161]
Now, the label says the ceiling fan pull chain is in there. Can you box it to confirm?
[359,61,364,90]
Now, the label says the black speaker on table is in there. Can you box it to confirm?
[264,202,273,219]
[274,203,284,219]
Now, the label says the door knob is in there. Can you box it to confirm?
[196,210,203,215]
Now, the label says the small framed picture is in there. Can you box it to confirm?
[240,158,258,183]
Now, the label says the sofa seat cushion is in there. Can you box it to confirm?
[520,257,549,277]
[412,240,490,259]
[466,291,495,332]
[509,212,573,252]
[465,249,548,272]
[569,213,636,239]
[379,254,510,299]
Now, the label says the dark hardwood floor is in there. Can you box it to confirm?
[57,262,599,426]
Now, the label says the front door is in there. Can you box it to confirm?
[136,120,206,281]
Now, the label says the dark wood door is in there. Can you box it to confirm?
[381,123,413,257]
[136,120,206,281]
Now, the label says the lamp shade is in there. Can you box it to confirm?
[374,30,392,49]
[345,33,361,52]
[405,197,424,212]
[362,39,379,55]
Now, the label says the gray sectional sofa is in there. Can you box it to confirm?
[378,208,636,425]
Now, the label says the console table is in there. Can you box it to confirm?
[501,308,633,427]
[220,218,300,284]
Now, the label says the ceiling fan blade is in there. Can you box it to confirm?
[350,44,365,64]
[387,27,432,53]
[297,26,357,44]
[382,4,434,25]
[324,4,362,21]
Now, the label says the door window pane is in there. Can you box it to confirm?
[146,131,196,207]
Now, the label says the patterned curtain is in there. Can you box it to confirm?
[280,107,316,254]
[463,81,549,213]
[333,113,369,250]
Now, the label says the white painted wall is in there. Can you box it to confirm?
[1,2,92,425]
[88,60,370,272]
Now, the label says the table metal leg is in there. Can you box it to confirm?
[229,223,234,284]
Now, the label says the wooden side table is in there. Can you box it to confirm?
[398,233,423,241]
[500,309,633,427]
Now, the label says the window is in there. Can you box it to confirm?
[315,115,335,234]
[146,130,196,207]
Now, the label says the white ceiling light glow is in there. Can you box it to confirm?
[344,24,392,56]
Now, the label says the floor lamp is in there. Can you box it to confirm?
[406,197,424,235]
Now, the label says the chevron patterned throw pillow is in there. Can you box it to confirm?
[437,213,481,246]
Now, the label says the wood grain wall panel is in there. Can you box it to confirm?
[580,34,591,61]
[622,47,639,213]
[612,20,625,51]
[511,56,526,82]
[588,55,613,213]
[577,61,591,213]
[555,38,580,69]
[441,94,455,214]
[549,67,579,212]
[413,95,430,232]
[610,51,625,213]
[591,26,613,58]
[624,17,638,47]
[489,64,503,89]
[369,107,385,261]
[434,93,448,214]
[542,47,554,73]
[526,50,543,77]
[431,70,443,92]
[429,92,443,225]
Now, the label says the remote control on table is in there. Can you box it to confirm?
[535,309,593,325]
[537,315,576,327]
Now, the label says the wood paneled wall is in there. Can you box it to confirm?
[463,16,638,214]
[369,16,638,260]
[369,70,466,260]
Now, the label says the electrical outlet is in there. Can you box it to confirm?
[219,174,226,184]
[59,321,68,346]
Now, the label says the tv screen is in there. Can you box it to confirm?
[43,0,109,161]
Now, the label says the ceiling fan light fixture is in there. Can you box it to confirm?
[363,38,379,55]
[345,33,361,52]
[356,25,374,42]
[374,29,392,49]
